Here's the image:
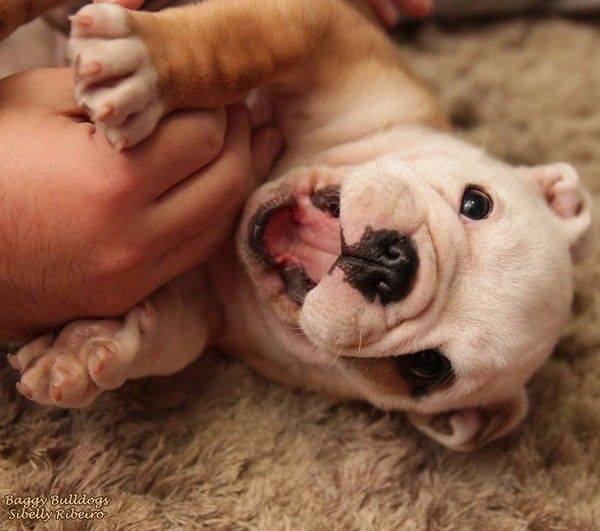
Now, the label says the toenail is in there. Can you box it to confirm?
[92,346,111,375]
[51,368,66,389]
[95,104,114,121]
[16,382,33,399]
[79,61,102,77]
[69,14,94,26]
[50,384,62,400]
[115,137,129,151]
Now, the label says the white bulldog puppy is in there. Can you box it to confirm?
[4,0,591,450]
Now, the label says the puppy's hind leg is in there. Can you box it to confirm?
[9,269,216,408]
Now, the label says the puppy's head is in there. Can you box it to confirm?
[238,133,591,451]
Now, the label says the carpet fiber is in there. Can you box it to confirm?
[1,15,599,531]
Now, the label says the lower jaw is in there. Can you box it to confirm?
[279,264,317,305]
[249,186,342,306]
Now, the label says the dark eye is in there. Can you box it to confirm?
[460,187,492,220]
[409,349,448,380]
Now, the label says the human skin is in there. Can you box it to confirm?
[0,68,281,340]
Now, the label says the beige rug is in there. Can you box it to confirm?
[1,15,599,531]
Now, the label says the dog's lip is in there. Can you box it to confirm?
[249,195,296,267]
[248,186,342,305]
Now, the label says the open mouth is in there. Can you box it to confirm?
[249,186,342,305]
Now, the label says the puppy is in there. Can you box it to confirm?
[4,0,591,451]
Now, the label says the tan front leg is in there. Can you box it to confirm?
[130,0,398,109]
[68,0,443,147]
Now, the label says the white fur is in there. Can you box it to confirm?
[69,4,163,148]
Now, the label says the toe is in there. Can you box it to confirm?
[88,340,129,390]
[88,308,143,389]
[70,4,132,39]
[10,335,54,373]
[73,37,147,88]
[50,353,98,407]
[78,74,157,127]
[19,352,58,406]
[100,101,163,148]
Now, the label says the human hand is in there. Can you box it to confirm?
[365,0,433,28]
[0,68,282,340]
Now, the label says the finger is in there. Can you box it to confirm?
[153,102,251,239]
[369,0,401,27]
[251,126,284,185]
[93,108,227,198]
[149,103,252,280]
[94,0,145,9]
[246,90,275,129]
[152,215,239,286]
[393,0,433,17]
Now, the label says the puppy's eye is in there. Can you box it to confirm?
[460,187,492,220]
[409,349,447,380]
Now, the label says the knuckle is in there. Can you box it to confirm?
[94,161,139,203]
[92,240,148,285]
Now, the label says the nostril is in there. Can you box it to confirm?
[337,228,419,305]
[380,236,414,269]
[384,242,401,260]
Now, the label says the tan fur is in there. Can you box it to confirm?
[129,0,449,135]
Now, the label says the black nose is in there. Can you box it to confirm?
[335,228,418,305]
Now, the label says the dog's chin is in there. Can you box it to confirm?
[245,184,342,319]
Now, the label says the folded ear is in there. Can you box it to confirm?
[407,388,528,452]
[528,163,593,263]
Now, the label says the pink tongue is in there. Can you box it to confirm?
[263,195,341,283]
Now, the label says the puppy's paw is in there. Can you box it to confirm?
[69,3,163,149]
[9,308,147,408]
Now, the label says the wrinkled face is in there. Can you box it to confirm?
[237,132,590,450]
